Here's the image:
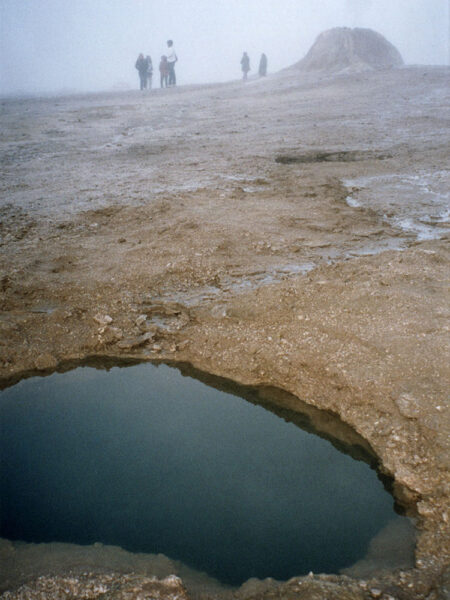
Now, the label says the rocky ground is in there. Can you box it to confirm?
[0,64,449,599]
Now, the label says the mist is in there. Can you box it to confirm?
[0,0,449,96]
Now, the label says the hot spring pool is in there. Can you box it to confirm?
[0,362,414,585]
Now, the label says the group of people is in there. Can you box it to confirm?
[241,52,268,80]
[136,43,268,90]
[135,40,178,90]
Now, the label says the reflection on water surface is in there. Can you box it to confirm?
[0,363,413,585]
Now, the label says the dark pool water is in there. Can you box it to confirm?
[0,363,409,585]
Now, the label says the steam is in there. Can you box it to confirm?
[0,0,448,96]
[345,0,374,26]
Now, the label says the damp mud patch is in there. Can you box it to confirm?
[344,170,450,242]
[275,150,392,164]
[0,361,416,592]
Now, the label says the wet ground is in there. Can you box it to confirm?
[0,65,449,598]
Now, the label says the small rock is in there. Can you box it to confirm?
[141,574,189,599]
[163,575,183,587]
[116,332,154,350]
[370,588,382,598]
[93,314,113,326]
[101,326,123,344]
[136,314,147,327]
[395,393,421,419]
[417,501,435,517]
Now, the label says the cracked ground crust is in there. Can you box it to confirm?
[0,66,449,598]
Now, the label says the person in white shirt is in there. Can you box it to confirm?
[166,40,178,86]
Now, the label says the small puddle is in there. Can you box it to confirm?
[0,362,415,588]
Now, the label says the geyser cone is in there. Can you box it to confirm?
[297,27,404,72]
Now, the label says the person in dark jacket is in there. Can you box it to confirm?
[135,53,148,90]
[258,53,267,76]
[240,52,250,80]
[159,55,169,88]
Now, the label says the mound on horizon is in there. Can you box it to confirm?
[297,27,404,73]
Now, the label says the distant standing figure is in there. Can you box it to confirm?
[135,53,148,90]
[166,40,178,86]
[146,55,153,89]
[241,52,250,80]
[258,53,267,77]
[159,55,169,88]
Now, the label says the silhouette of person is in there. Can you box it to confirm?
[166,40,178,86]
[159,55,169,88]
[135,53,148,90]
[258,53,267,77]
[241,52,250,80]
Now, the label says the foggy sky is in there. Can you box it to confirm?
[0,0,448,96]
